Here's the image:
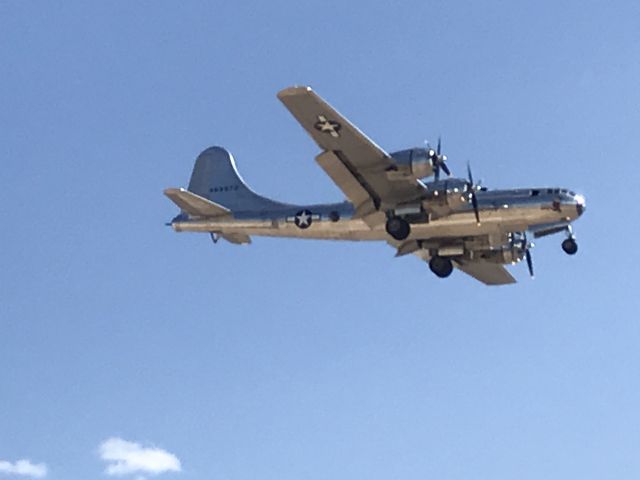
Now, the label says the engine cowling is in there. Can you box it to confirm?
[423,178,473,209]
[479,244,525,264]
[389,148,435,179]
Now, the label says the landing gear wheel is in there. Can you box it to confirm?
[429,256,453,278]
[385,216,411,241]
[562,238,578,255]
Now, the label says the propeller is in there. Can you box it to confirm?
[512,232,535,278]
[465,163,481,225]
[523,232,535,278]
[428,136,451,181]
[525,245,534,278]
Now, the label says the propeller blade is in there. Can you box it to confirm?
[471,192,480,225]
[466,163,480,224]
[467,163,474,186]
[428,137,451,179]
[525,249,534,277]
[521,232,534,278]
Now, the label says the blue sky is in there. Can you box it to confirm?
[1,1,639,479]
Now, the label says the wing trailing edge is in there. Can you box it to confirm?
[454,260,517,285]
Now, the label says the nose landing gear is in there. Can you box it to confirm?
[561,226,578,255]
[562,238,578,255]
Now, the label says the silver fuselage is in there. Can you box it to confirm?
[171,185,584,247]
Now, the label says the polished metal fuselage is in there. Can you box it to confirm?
[171,185,584,246]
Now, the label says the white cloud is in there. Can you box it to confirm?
[0,459,47,478]
[99,437,181,477]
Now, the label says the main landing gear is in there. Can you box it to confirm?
[561,226,578,255]
[385,216,411,241]
[429,256,453,278]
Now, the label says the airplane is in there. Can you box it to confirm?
[164,86,586,285]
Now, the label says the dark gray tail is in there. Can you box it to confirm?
[188,146,289,212]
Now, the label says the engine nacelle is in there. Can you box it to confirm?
[389,148,435,179]
[423,178,472,209]
[478,244,525,264]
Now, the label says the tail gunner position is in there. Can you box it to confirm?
[165,86,586,285]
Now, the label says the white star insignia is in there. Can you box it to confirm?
[296,211,311,227]
[314,115,341,138]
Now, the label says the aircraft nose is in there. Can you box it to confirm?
[575,194,586,216]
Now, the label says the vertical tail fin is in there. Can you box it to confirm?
[188,146,288,212]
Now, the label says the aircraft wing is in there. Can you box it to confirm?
[278,86,426,225]
[453,260,517,285]
[393,237,518,286]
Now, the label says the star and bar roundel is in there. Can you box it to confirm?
[286,210,321,229]
[314,115,341,138]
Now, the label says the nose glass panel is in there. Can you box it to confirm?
[574,194,586,216]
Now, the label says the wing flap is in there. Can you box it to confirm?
[454,260,517,285]
[315,150,372,208]
[315,150,384,227]
[164,188,231,217]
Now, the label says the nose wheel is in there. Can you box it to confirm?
[429,256,453,278]
[562,238,578,255]
[386,216,411,241]
[561,226,578,255]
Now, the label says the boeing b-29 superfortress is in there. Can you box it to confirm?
[165,86,586,285]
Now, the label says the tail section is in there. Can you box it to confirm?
[187,146,289,212]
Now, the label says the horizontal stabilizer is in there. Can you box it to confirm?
[164,188,231,217]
